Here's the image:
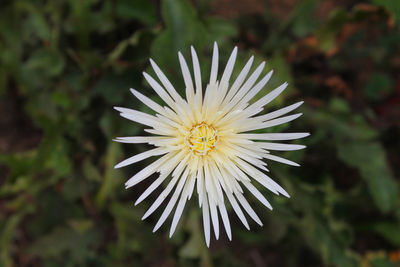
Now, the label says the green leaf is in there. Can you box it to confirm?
[372,0,400,23]
[109,202,156,254]
[179,210,211,265]
[316,9,348,52]
[290,0,320,38]
[370,256,398,267]
[364,73,393,101]
[20,48,65,84]
[151,0,211,88]
[0,214,23,266]
[206,17,238,44]
[94,71,140,105]
[371,221,400,246]
[300,215,358,267]
[305,99,379,141]
[27,225,98,262]
[337,142,398,212]
[116,0,157,25]
[45,139,72,178]
[95,142,122,208]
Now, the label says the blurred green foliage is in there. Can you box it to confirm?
[0,0,399,266]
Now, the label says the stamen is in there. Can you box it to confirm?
[185,123,219,155]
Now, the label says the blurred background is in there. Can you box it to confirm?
[1,0,400,266]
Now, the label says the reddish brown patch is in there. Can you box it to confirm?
[390,250,400,263]
[325,76,352,99]
[211,0,266,19]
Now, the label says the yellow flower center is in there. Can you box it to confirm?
[186,123,218,155]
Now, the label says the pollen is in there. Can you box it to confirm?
[186,123,219,155]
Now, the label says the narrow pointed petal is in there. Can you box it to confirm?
[239,132,310,141]
[256,142,306,151]
[153,169,189,232]
[226,191,250,230]
[220,46,237,85]
[125,152,176,188]
[191,46,202,94]
[129,88,176,120]
[223,56,254,104]
[178,52,195,105]
[238,70,274,107]
[115,147,169,169]
[219,203,232,240]
[149,59,182,102]
[257,101,304,121]
[141,164,189,220]
[209,42,219,86]
[202,194,211,247]
[209,197,220,240]
[263,153,300,166]
[235,192,263,226]
[245,82,288,117]
[170,182,190,237]
[242,181,273,210]
[242,113,303,132]
[143,72,178,110]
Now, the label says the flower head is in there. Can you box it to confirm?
[114,43,309,246]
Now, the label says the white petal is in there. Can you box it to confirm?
[235,191,263,226]
[178,52,195,106]
[219,202,232,240]
[209,42,219,86]
[197,166,204,207]
[220,46,238,86]
[239,132,310,141]
[169,180,190,237]
[255,142,306,151]
[225,191,250,230]
[129,88,177,121]
[135,151,186,205]
[232,157,279,195]
[141,156,190,219]
[143,72,177,109]
[208,197,219,240]
[116,107,168,128]
[226,143,264,159]
[135,173,169,206]
[215,163,234,193]
[191,46,203,116]
[227,61,265,108]
[125,152,176,188]
[245,82,288,117]
[191,46,202,95]
[149,59,182,102]
[242,181,273,210]
[241,113,303,132]
[234,158,290,197]
[187,173,196,200]
[239,70,274,107]
[223,158,251,182]
[202,193,211,247]
[257,101,304,121]
[155,114,181,128]
[263,153,300,166]
[153,167,189,232]
[114,136,170,144]
[208,161,225,203]
[114,147,170,169]
[223,56,254,105]
[217,47,238,102]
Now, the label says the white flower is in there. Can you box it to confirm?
[114,42,309,247]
